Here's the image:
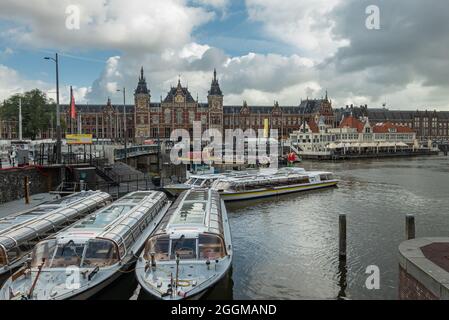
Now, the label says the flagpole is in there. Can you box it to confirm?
[70,86,73,134]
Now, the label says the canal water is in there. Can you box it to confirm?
[95,155,449,300]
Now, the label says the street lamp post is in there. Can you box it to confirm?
[117,88,127,164]
[44,53,62,164]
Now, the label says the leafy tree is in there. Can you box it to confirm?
[0,89,57,139]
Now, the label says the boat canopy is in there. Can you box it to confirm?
[57,191,168,259]
[144,189,226,261]
[156,189,223,236]
[213,174,310,191]
[0,191,112,269]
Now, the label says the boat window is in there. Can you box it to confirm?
[6,247,23,264]
[320,174,333,181]
[214,181,231,191]
[74,205,134,229]
[0,246,7,267]
[203,179,213,187]
[198,234,225,260]
[144,235,170,261]
[171,237,197,260]
[186,178,194,184]
[193,179,204,186]
[50,242,85,268]
[82,239,119,267]
[31,239,57,268]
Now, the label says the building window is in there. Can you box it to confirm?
[177,110,183,124]
[164,109,171,124]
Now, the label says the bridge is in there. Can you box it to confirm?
[114,145,159,161]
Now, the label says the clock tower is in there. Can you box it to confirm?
[134,67,151,141]
[207,69,224,132]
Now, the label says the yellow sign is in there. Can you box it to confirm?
[66,134,93,145]
[263,119,269,138]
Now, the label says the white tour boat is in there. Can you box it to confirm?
[211,167,338,201]
[163,170,259,196]
[136,188,232,300]
[0,191,171,300]
[164,173,226,196]
[0,191,112,277]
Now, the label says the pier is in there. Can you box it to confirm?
[399,238,449,300]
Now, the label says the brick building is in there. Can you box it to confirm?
[60,68,335,142]
[335,105,449,141]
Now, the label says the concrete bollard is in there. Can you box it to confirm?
[339,213,347,259]
[406,214,415,240]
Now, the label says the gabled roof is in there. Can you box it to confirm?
[307,120,319,133]
[298,98,328,114]
[163,79,196,103]
[339,115,365,133]
[373,121,415,133]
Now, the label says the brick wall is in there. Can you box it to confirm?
[399,266,438,300]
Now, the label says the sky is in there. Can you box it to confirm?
[0,0,448,110]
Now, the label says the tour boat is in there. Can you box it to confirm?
[0,191,112,277]
[0,191,171,300]
[163,170,258,196]
[164,173,226,196]
[135,188,232,300]
[211,167,338,201]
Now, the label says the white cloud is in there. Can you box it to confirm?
[0,64,90,104]
[0,0,214,54]
[245,0,348,60]
[0,64,49,100]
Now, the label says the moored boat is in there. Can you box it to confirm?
[163,173,226,196]
[0,191,112,277]
[136,188,232,300]
[163,170,258,196]
[211,167,338,201]
[0,191,171,300]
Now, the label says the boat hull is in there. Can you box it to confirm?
[220,180,338,201]
[137,260,231,301]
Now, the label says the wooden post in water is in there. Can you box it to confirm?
[406,214,415,240]
[339,213,347,259]
[24,176,30,204]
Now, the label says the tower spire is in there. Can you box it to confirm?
[208,68,223,96]
[135,67,149,95]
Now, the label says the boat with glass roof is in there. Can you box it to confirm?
[163,173,227,196]
[136,188,232,300]
[0,191,171,300]
[211,167,338,201]
[0,191,112,278]
[163,170,259,196]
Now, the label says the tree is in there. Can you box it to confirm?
[0,89,56,139]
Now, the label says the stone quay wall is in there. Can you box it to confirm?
[0,166,59,204]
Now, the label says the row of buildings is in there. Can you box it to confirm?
[1,68,449,142]
[289,115,420,158]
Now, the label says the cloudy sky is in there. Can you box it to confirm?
[0,0,448,110]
